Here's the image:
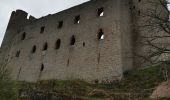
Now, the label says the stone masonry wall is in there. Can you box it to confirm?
[1,0,133,83]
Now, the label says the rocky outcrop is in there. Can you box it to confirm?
[150,80,170,99]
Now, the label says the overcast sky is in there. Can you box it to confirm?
[0,0,90,46]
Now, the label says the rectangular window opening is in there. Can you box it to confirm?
[58,21,63,28]
[40,26,45,33]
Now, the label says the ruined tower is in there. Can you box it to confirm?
[0,0,168,83]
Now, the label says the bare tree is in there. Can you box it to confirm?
[130,0,170,80]
[135,0,170,66]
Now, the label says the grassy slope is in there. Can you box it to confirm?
[17,65,170,100]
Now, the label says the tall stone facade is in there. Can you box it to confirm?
[0,0,168,83]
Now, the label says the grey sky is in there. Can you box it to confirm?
[0,0,90,46]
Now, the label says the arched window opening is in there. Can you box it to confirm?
[56,39,61,49]
[43,42,48,51]
[83,42,85,47]
[138,10,141,15]
[21,32,26,40]
[31,45,37,53]
[98,29,105,40]
[70,35,76,45]
[41,64,44,71]
[98,7,104,17]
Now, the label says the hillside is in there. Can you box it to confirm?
[16,65,170,100]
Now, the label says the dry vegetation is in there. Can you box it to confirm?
[15,64,170,100]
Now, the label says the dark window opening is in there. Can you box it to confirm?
[98,7,104,17]
[41,64,44,71]
[31,45,36,53]
[83,42,85,47]
[94,80,99,84]
[70,35,76,45]
[138,0,141,2]
[16,50,20,57]
[40,26,45,33]
[58,21,63,28]
[43,42,48,51]
[74,15,80,24]
[21,32,26,40]
[98,29,104,40]
[133,6,136,9]
[138,10,141,15]
[56,39,61,49]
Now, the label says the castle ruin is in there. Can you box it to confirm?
[0,0,168,83]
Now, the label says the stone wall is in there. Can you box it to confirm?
[1,0,134,83]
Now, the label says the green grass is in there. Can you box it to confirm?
[0,79,18,100]
[0,61,18,100]
[114,65,165,91]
